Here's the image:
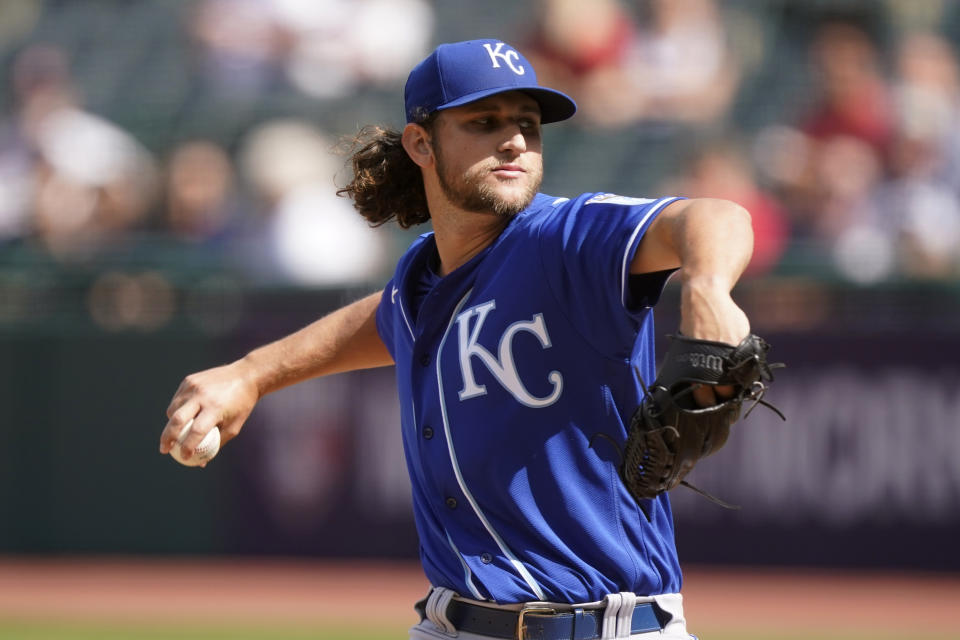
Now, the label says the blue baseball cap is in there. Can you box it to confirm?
[404,39,577,125]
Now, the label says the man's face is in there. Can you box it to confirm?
[430,91,544,217]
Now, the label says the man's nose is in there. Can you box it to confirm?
[499,128,527,154]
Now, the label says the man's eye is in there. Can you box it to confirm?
[519,119,539,129]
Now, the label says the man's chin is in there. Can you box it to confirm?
[485,184,539,215]
[488,194,535,217]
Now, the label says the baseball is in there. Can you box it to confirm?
[170,418,220,467]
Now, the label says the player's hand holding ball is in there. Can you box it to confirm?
[169,418,220,467]
[160,359,261,467]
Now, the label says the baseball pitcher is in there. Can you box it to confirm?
[160,39,780,639]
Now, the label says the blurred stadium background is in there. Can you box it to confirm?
[2,0,960,638]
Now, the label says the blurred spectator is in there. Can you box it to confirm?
[188,0,289,97]
[0,43,158,260]
[189,0,434,100]
[524,0,741,128]
[237,119,388,286]
[0,43,72,245]
[801,19,896,157]
[32,106,158,258]
[0,145,31,244]
[663,140,790,277]
[0,138,31,245]
[161,140,242,246]
[889,30,960,188]
[523,0,642,128]
[877,30,960,278]
[815,135,892,283]
[277,0,434,99]
[626,0,742,124]
[753,18,894,279]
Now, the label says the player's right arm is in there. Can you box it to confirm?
[159,291,392,460]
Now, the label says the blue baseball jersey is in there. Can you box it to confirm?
[376,192,683,604]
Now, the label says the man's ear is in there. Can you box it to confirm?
[402,123,434,168]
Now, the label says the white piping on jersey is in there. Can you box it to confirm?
[396,285,415,341]
[446,529,484,600]
[620,197,680,309]
[435,289,547,601]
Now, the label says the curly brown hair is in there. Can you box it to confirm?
[336,120,434,228]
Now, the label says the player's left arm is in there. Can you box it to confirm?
[632,198,753,404]
[632,197,753,342]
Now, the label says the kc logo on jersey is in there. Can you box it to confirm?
[482,42,525,75]
[455,300,562,408]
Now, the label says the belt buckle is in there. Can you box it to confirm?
[516,605,557,639]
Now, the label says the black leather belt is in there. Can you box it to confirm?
[418,597,671,640]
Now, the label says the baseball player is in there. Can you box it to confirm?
[160,39,756,639]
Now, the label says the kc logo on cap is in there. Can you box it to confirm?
[404,39,576,124]
[482,42,525,75]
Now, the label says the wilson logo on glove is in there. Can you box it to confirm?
[680,353,724,374]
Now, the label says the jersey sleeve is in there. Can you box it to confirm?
[375,279,397,360]
[538,193,681,357]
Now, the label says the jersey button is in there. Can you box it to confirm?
[445,497,458,509]
[480,553,493,564]
[419,353,430,366]
[422,426,434,439]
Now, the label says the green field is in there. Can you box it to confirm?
[2,621,958,640]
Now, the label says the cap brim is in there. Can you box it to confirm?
[436,86,577,124]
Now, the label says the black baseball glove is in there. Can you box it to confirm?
[620,333,784,507]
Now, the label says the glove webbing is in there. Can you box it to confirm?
[631,365,784,509]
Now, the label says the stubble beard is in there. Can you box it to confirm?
[434,143,542,218]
